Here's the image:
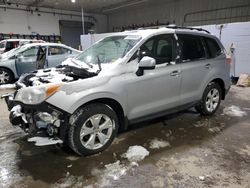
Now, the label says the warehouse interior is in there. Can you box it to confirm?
[0,0,250,187]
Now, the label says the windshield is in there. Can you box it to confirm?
[0,45,28,59]
[74,35,141,65]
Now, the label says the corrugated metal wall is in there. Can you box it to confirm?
[107,0,250,31]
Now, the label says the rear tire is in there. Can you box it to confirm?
[195,82,222,116]
[0,68,14,84]
[68,103,119,156]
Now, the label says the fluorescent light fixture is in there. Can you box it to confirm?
[103,0,148,12]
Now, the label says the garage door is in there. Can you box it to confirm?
[59,20,93,49]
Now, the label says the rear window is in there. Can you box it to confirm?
[178,34,206,62]
[204,37,222,58]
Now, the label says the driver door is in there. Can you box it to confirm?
[126,34,182,121]
[15,46,39,76]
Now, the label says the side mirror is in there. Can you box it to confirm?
[136,56,156,76]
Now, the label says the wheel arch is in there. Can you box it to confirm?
[210,78,226,100]
[80,98,127,132]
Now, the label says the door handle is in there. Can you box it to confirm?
[170,70,181,76]
[205,64,211,69]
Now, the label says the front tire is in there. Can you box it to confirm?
[68,103,119,156]
[195,82,222,116]
[0,68,14,84]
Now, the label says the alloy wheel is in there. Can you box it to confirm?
[205,88,220,112]
[0,70,10,84]
[80,114,114,150]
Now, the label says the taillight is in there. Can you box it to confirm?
[226,55,232,64]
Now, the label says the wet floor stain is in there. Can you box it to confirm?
[0,86,250,187]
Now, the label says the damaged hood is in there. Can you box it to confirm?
[16,58,125,89]
[16,65,98,89]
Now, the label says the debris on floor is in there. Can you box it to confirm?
[199,175,205,181]
[236,74,250,87]
[104,160,127,180]
[149,138,171,149]
[223,105,247,117]
[0,84,16,89]
[27,137,63,146]
[122,145,149,162]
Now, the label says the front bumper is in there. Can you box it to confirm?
[2,94,71,141]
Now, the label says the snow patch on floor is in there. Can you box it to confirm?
[28,137,63,146]
[53,174,84,188]
[149,139,171,149]
[223,105,247,117]
[122,145,149,162]
[0,84,16,89]
[104,160,127,181]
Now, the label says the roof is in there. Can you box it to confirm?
[21,42,74,49]
[0,39,40,42]
[113,27,212,39]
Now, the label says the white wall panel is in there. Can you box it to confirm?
[0,6,107,35]
[108,0,250,31]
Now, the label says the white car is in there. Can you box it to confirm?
[3,26,231,156]
[0,39,44,54]
[0,43,80,84]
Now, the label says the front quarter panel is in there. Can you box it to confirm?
[45,75,128,115]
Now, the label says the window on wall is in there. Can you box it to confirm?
[178,34,206,62]
[204,37,222,58]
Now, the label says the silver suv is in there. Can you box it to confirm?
[3,26,231,155]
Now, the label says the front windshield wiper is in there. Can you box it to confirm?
[96,55,102,73]
[72,58,93,69]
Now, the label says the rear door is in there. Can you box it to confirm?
[177,34,208,105]
[47,46,70,67]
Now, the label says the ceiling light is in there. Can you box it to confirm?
[71,0,76,3]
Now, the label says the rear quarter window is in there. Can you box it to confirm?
[204,37,222,58]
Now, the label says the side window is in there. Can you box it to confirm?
[140,39,154,57]
[48,46,67,56]
[155,36,173,64]
[204,37,222,58]
[139,35,174,65]
[21,47,39,57]
[178,34,206,62]
[66,48,72,54]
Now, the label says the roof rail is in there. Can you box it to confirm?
[135,25,210,34]
[165,25,210,34]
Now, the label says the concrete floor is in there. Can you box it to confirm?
[0,86,250,188]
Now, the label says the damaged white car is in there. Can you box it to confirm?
[3,26,231,155]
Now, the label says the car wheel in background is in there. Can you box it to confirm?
[0,68,14,84]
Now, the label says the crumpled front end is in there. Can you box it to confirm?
[2,91,71,143]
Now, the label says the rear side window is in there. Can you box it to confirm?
[49,46,67,56]
[178,34,206,62]
[204,37,222,58]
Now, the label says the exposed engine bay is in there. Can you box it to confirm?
[16,65,98,89]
